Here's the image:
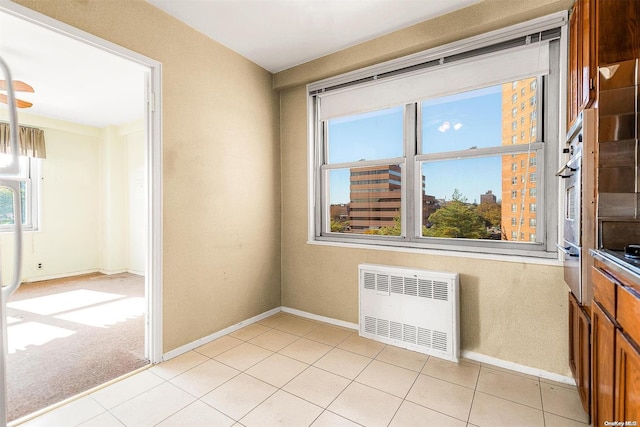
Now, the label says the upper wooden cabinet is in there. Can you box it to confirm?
[567,0,640,128]
[568,0,596,127]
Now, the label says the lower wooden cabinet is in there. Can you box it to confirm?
[591,260,640,424]
[615,329,640,421]
[569,292,591,415]
[591,301,615,426]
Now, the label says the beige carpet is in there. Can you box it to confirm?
[5,273,148,422]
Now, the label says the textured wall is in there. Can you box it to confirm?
[277,0,573,375]
[10,0,282,353]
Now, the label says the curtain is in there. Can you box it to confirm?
[0,122,46,159]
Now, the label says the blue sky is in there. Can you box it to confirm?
[328,85,503,204]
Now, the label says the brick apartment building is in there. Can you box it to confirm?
[501,77,538,242]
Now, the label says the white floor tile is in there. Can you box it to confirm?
[91,370,164,409]
[109,382,195,427]
[240,390,323,427]
[202,373,277,420]
[18,396,105,427]
[170,359,239,397]
[155,400,234,427]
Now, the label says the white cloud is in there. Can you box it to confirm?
[453,122,462,130]
[438,121,451,132]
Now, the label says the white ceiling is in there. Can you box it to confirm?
[0,11,146,128]
[0,0,479,128]
[147,0,481,73]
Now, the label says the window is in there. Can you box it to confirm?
[530,218,537,227]
[530,96,536,106]
[530,80,537,91]
[0,155,40,231]
[530,203,537,212]
[530,187,537,197]
[309,15,562,258]
[530,157,537,167]
[512,108,518,117]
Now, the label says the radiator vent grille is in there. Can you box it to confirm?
[359,264,459,362]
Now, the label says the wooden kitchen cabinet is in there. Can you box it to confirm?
[569,291,591,414]
[567,0,640,128]
[615,330,640,422]
[591,301,615,427]
[591,259,640,424]
[567,0,596,127]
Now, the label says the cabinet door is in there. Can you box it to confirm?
[578,0,596,111]
[569,292,591,415]
[614,330,640,421]
[568,3,579,126]
[592,302,615,426]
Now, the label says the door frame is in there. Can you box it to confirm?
[0,0,163,363]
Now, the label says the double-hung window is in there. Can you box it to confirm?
[0,154,40,231]
[309,14,564,258]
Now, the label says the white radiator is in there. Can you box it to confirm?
[359,264,460,362]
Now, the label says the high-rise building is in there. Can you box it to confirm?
[501,78,538,242]
[480,190,497,205]
[348,165,402,232]
[346,165,435,233]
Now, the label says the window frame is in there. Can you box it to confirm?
[308,12,566,259]
[0,155,40,232]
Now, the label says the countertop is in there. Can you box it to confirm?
[590,248,640,284]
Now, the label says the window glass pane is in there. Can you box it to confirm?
[327,107,403,164]
[421,77,538,155]
[0,181,27,225]
[328,164,402,235]
[421,153,538,242]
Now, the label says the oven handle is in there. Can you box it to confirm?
[556,243,579,257]
[555,162,577,178]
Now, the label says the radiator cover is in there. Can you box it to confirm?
[358,263,460,362]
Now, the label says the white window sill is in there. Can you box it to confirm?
[306,238,563,267]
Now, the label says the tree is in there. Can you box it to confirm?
[330,218,350,232]
[476,201,502,228]
[423,189,487,239]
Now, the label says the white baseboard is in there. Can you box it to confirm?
[22,269,100,283]
[281,307,358,330]
[162,307,281,361]
[462,350,576,386]
[160,306,573,387]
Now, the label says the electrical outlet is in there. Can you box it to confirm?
[37,263,43,269]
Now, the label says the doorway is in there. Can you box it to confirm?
[0,2,162,423]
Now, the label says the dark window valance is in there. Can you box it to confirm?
[0,122,46,159]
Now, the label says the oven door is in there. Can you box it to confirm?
[558,242,581,302]
[557,151,582,301]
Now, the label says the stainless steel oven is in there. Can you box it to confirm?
[557,109,595,304]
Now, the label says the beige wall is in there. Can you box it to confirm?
[0,112,146,282]
[277,0,573,375]
[11,0,281,352]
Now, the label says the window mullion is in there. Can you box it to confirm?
[404,103,417,239]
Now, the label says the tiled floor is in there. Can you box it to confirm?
[17,312,590,427]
